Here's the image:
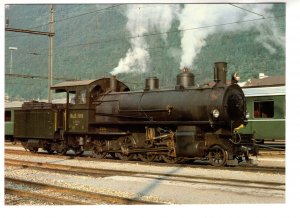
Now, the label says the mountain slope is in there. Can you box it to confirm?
[5,3,285,100]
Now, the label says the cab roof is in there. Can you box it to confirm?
[51,80,97,88]
[51,77,130,93]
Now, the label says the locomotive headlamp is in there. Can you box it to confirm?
[212,109,220,118]
[231,72,240,84]
[245,112,250,119]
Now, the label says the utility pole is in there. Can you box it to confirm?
[48,4,54,103]
[9,47,18,74]
[5,6,55,102]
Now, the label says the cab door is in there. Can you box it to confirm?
[67,88,89,133]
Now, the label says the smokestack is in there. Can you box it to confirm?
[214,62,227,86]
[110,75,117,92]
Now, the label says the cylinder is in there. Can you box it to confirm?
[145,77,159,91]
[110,76,117,92]
[214,62,227,85]
[176,69,195,88]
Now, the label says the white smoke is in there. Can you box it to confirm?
[178,5,231,68]
[110,4,284,73]
[111,38,150,74]
[111,4,180,75]
[178,4,285,68]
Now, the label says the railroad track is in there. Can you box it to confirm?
[5,177,157,205]
[258,150,285,156]
[5,148,285,174]
[5,158,285,192]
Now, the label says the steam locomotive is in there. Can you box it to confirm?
[13,62,257,166]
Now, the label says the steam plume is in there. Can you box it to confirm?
[111,4,179,75]
[178,4,285,68]
[110,4,284,73]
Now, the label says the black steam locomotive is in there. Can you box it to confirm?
[14,62,257,166]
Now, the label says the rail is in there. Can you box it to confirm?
[5,177,156,205]
[5,148,285,174]
[5,158,285,189]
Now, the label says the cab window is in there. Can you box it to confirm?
[68,91,76,104]
[254,101,274,118]
[77,90,86,104]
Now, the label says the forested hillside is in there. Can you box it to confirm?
[4,3,285,100]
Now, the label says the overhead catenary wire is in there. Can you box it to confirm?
[6,3,173,36]
[55,4,87,14]
[7,43,284,77]
[12,21,283,58]
[6,3,283,40]
[5,73,76,81]
[54,4,123,23]
[5,4,285,92]
[229,4,266,18]
[14,14,283,53]
[6,4,124,38]
[6,13,284,64]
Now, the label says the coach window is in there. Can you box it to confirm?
[77,89,86,104]
[254,101,274,118]
[5,111,11,122]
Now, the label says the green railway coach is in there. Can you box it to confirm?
[239,86,285,143]
[5,102,22,142]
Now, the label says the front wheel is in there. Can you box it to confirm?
[208,145,228,167]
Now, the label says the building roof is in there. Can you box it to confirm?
[5,101,24,108]
[242,85,285,97]
[242,75,285,87]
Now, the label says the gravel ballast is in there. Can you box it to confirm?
[5,152,285,204]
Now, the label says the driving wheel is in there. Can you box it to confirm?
[160,155,181,164]
[138,153,156,162]
[208,145,228,167]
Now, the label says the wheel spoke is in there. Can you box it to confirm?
[92,147,107,159]
[73,150,84,156]
[138,153,156,162]
[160,155,180,164]
[208,145,228,167]
[92,151,107,159]
[117,136,136,161]
[91,140,107,159]
[30,148,38,153]
[46,149,54,154]
[116,153,134,161]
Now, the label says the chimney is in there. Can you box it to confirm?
[110,75,117,92]
[214,62,227,86]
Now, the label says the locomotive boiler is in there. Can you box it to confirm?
[14,62,256,166]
